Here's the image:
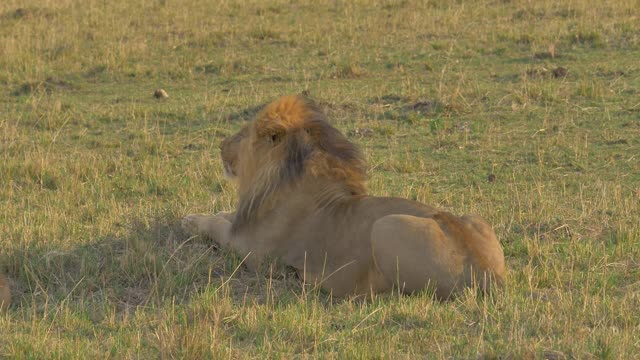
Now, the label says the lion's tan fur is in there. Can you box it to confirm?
[0,273,10,310]
[183,95,506,298]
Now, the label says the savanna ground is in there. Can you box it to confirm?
[1,0,639,358]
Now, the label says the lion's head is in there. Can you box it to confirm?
[220,95,367,229]
[219,125,248,180]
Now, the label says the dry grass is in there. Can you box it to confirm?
[1,0,639,358]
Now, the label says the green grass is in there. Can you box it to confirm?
[1,0,639,358]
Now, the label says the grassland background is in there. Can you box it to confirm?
[1,0,639,358]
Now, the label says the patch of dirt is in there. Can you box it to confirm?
[0,7,55,21]
[12,77,77,96]
[370,95,443,115]
[83,65,108,79]
[222,103,266,122]
[348,127,375,138]
[604,138,628,145]
[525,66,568,79]
[332,64,366,79]
[552,66,568,78]
[372,94,409,105]
[406,100,438,112]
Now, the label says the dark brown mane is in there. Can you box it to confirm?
[304,112,367,196]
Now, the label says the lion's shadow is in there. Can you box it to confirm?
[3,214,307,314]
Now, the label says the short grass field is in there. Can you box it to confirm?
[1,0,639,358]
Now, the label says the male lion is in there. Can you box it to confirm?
[183,95,505,299]
[0,273,10,310]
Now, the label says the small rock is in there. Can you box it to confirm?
[153,89,169,99]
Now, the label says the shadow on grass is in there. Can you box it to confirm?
[3,214,304,315]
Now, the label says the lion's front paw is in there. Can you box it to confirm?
[182,213,232,246]
[181,214,207,237]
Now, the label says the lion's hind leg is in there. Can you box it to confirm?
[370,214,464,298]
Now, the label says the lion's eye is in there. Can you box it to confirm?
[270,133,281,144]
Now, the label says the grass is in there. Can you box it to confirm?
[1,0,639,358]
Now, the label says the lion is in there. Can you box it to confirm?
[182,95,505,299]
[0,273,10,310]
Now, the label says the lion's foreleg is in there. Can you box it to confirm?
[182,213,259,267]
[181,213,232,246]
